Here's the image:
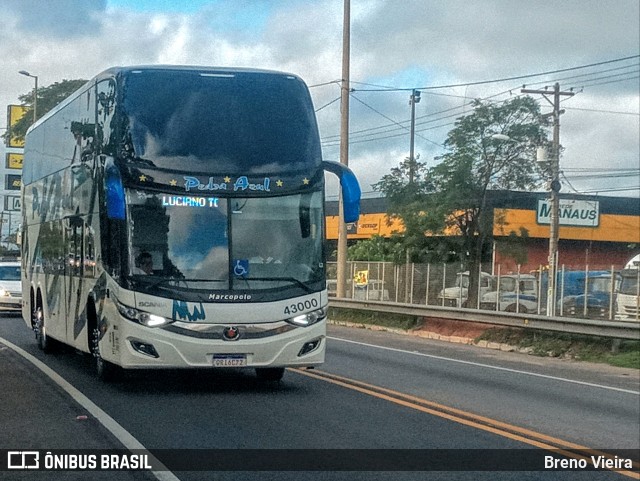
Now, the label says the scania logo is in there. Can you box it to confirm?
[222,326,241,341]
[138,301,166,308]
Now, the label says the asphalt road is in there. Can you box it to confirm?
[1,313,638,481]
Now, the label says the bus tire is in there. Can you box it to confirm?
[96,355,121,382]
[88,299,122,383]
[255,367,285,382]
[91,327,121,382]
[34,301,57,353]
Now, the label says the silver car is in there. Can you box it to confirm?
[0,261,22,312]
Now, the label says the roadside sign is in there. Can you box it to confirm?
[4,195,21,211]
[6,152,23,169]
[537,199,600,227]
[6,105,28,148]
[5,174,22,191]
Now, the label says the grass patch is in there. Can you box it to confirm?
[477,328,640,369]
[328,307,422,331]
[328,308,639,369]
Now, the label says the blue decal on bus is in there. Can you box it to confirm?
[233,259,249,278]
[233,176,271,192]
[183,176,228,192]
[172,300,206,322]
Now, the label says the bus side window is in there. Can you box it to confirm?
[97,78,117,155]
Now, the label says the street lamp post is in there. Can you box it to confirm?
[18,70,38,122]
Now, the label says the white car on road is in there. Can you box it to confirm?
[0,261,22,312]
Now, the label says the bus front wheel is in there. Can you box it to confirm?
[91,327,121,382]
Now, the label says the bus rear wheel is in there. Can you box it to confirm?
[255,367,285,382]
[34,305,56,353]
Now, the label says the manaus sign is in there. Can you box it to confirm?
[537,199,600,227]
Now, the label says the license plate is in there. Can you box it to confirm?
[212,354,247,367]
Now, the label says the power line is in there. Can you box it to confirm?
[564,107,640,116]
[320,55,640,148]
[308,79,341,88]
[562,172,640,180]
[574,75,639,89]
[563,167,639,172]
[321,100,470,142]
[351,55,640,92]
[521,63,639,89]
[578,186,640,194]
[561,172,640,195]
[315,96,341,112]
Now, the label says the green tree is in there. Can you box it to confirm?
[347,235,405,263]
[2,79,87,145]
[376,96,549,306]
[373,154,435,261]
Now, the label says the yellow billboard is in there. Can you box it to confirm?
[6,104,29,148]
[6,153,23,169]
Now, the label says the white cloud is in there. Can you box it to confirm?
[1,0,638,203]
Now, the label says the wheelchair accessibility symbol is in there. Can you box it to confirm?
[233,259,249,278]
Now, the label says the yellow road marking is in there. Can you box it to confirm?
[292,368,639,479]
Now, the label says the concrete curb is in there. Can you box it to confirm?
[328,319,532,354]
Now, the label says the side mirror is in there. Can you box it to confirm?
[322,161,361,223]
[104,159,125,220]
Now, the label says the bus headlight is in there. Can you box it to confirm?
[0,288,9,297]
[286,307,327,327]
[115,299,174,328]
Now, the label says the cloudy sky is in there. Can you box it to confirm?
[1,0,638,204]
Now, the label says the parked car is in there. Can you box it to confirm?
[438,271,494,308]
[480,274,539,313]
[560,272,620,319]
[0,261,22,312]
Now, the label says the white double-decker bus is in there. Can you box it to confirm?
[21,66,360,381]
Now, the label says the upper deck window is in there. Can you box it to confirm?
[120,70,322,175]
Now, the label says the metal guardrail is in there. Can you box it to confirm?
[329,298,640,340]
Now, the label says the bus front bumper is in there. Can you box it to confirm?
[99,318,326,370]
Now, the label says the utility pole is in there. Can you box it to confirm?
[522,83,574,316]
[336,0,350,299]
[404,89,421,301]
[408,89,421,183]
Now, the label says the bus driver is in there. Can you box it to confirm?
[134,252,154,275]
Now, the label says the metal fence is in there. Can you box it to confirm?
[326,261,638,322]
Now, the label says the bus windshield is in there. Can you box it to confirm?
[127,189,324,294]
[120,69,322,174]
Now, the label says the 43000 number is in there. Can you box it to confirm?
[284,298,319,315]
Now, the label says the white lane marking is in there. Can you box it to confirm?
[0,337,181,481]
[328,336,640,395]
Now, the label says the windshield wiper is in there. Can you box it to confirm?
[140,277,227,291]
[241,277,315,293]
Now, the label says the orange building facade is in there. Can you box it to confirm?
[325,191,640,272]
